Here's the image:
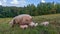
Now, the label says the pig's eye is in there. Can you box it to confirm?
[26,20,28,21]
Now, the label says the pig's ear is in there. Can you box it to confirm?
[31,18,33,21]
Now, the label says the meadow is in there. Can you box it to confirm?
[0,14,60,34]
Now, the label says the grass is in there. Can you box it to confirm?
[0,14,60,34]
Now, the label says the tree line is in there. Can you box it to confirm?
[0,2,60,18]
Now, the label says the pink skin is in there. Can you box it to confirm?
[20,25,28,29]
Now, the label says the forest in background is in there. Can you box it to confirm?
[0,2,60,17]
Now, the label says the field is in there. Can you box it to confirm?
[0,14,60,34]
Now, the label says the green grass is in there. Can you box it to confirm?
[0,14,60,34]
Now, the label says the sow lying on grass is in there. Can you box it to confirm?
[9,14,38,29]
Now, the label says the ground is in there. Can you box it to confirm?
[0,14,60,34]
